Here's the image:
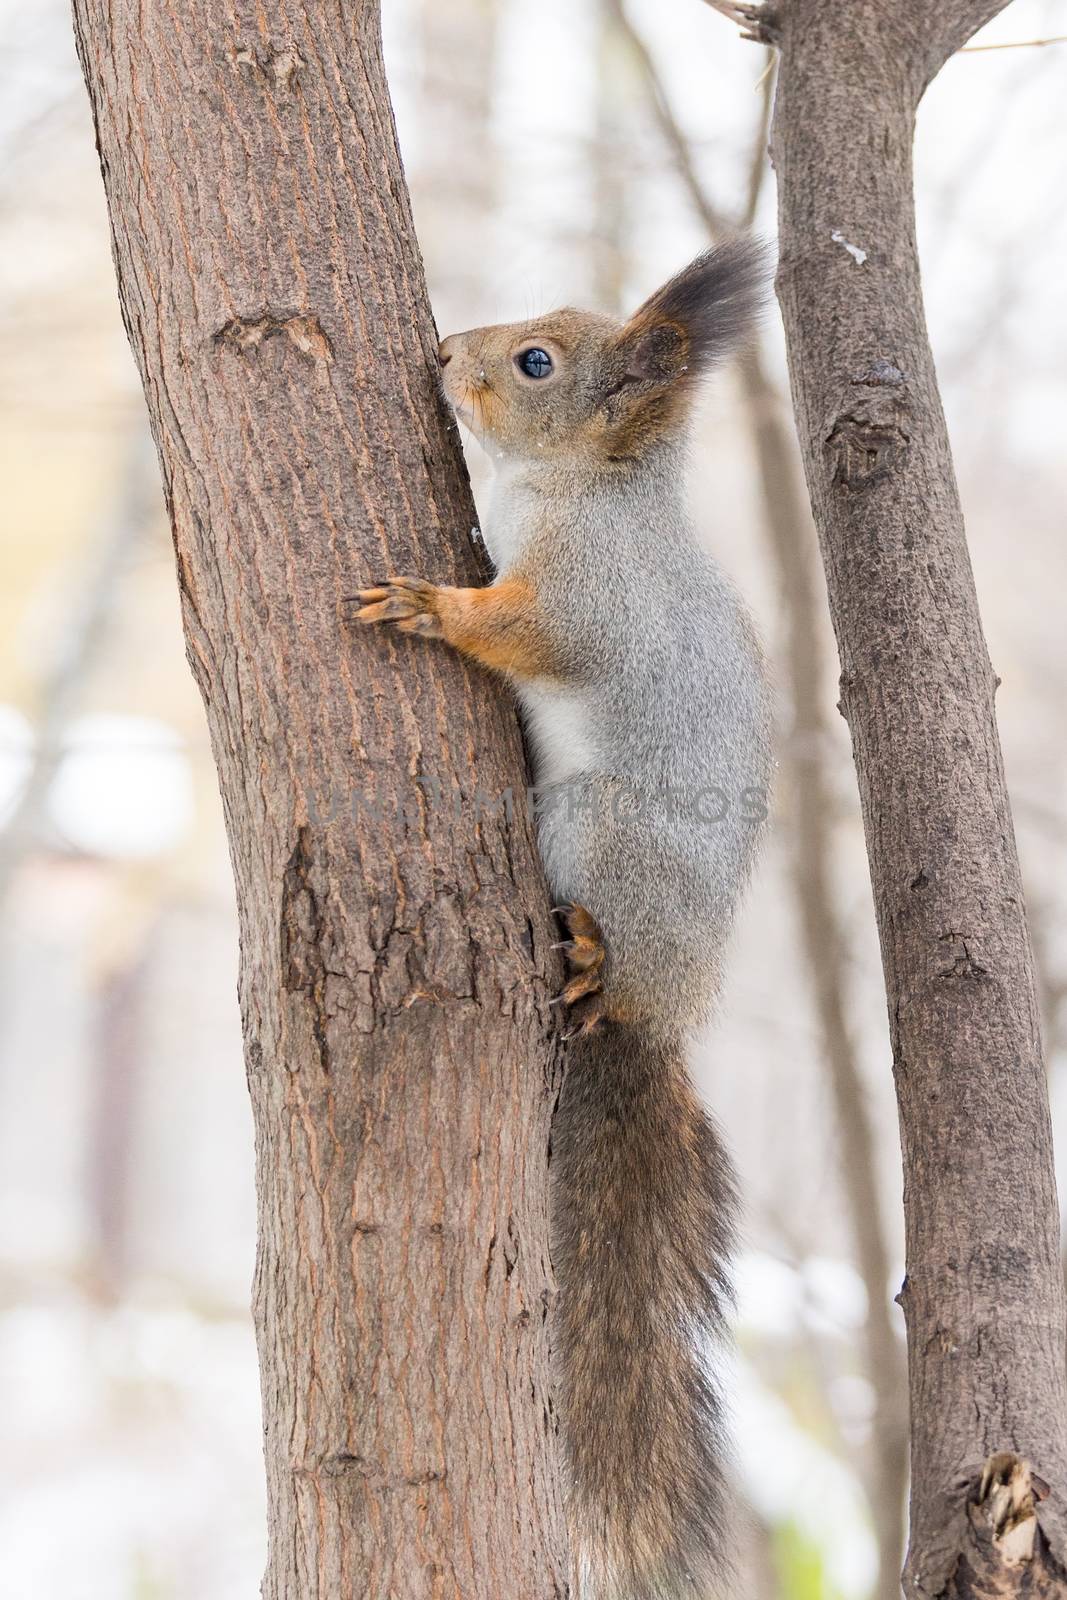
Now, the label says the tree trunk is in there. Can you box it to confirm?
[768,1,1067,1595]
[71,3,570,1596]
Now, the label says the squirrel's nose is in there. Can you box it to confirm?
[438,337,455,368]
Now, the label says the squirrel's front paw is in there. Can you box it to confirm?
[346,576,443,638]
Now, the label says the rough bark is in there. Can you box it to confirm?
[767,1,1067,1595]
[71,3,570,1596]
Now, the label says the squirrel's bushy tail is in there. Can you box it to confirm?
[552,1023,737,1600]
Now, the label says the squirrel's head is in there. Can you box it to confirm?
[439,238,768,468]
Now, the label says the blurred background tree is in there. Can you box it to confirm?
[1,1,1066,1596]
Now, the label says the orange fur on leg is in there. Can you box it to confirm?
[347,574,558,681]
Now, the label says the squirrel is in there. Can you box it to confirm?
[352,239,771,1599]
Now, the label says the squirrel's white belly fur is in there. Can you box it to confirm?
[518,684,596,786]
[482,455,533,570]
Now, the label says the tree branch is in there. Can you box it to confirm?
[928,0,1016,60]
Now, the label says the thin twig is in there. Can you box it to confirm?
[960,33,1067,51]
[742,52,775,229]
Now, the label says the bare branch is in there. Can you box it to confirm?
[898,0,1015,83]
[609,0,728,234]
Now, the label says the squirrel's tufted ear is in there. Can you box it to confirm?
[613,237,771,386]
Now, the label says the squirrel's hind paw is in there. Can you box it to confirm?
[552,903,607,1035]
[562,992,607,1040]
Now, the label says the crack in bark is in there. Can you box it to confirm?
[936,932,989,983]
[281,828,486,1056]
[213,311,332,362]
[302,1453,448,1488]
[229,41,305,89]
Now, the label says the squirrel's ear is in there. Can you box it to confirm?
[613,237,771,386]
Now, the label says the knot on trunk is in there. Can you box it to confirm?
[918,1453,1067,1600]
[229,42,304,90]
[825,383,911,489]
[973,1453,1046,1566]
[935,931,989,984]
[213,310,332,363]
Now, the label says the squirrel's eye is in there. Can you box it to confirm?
[517,347,553,380]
